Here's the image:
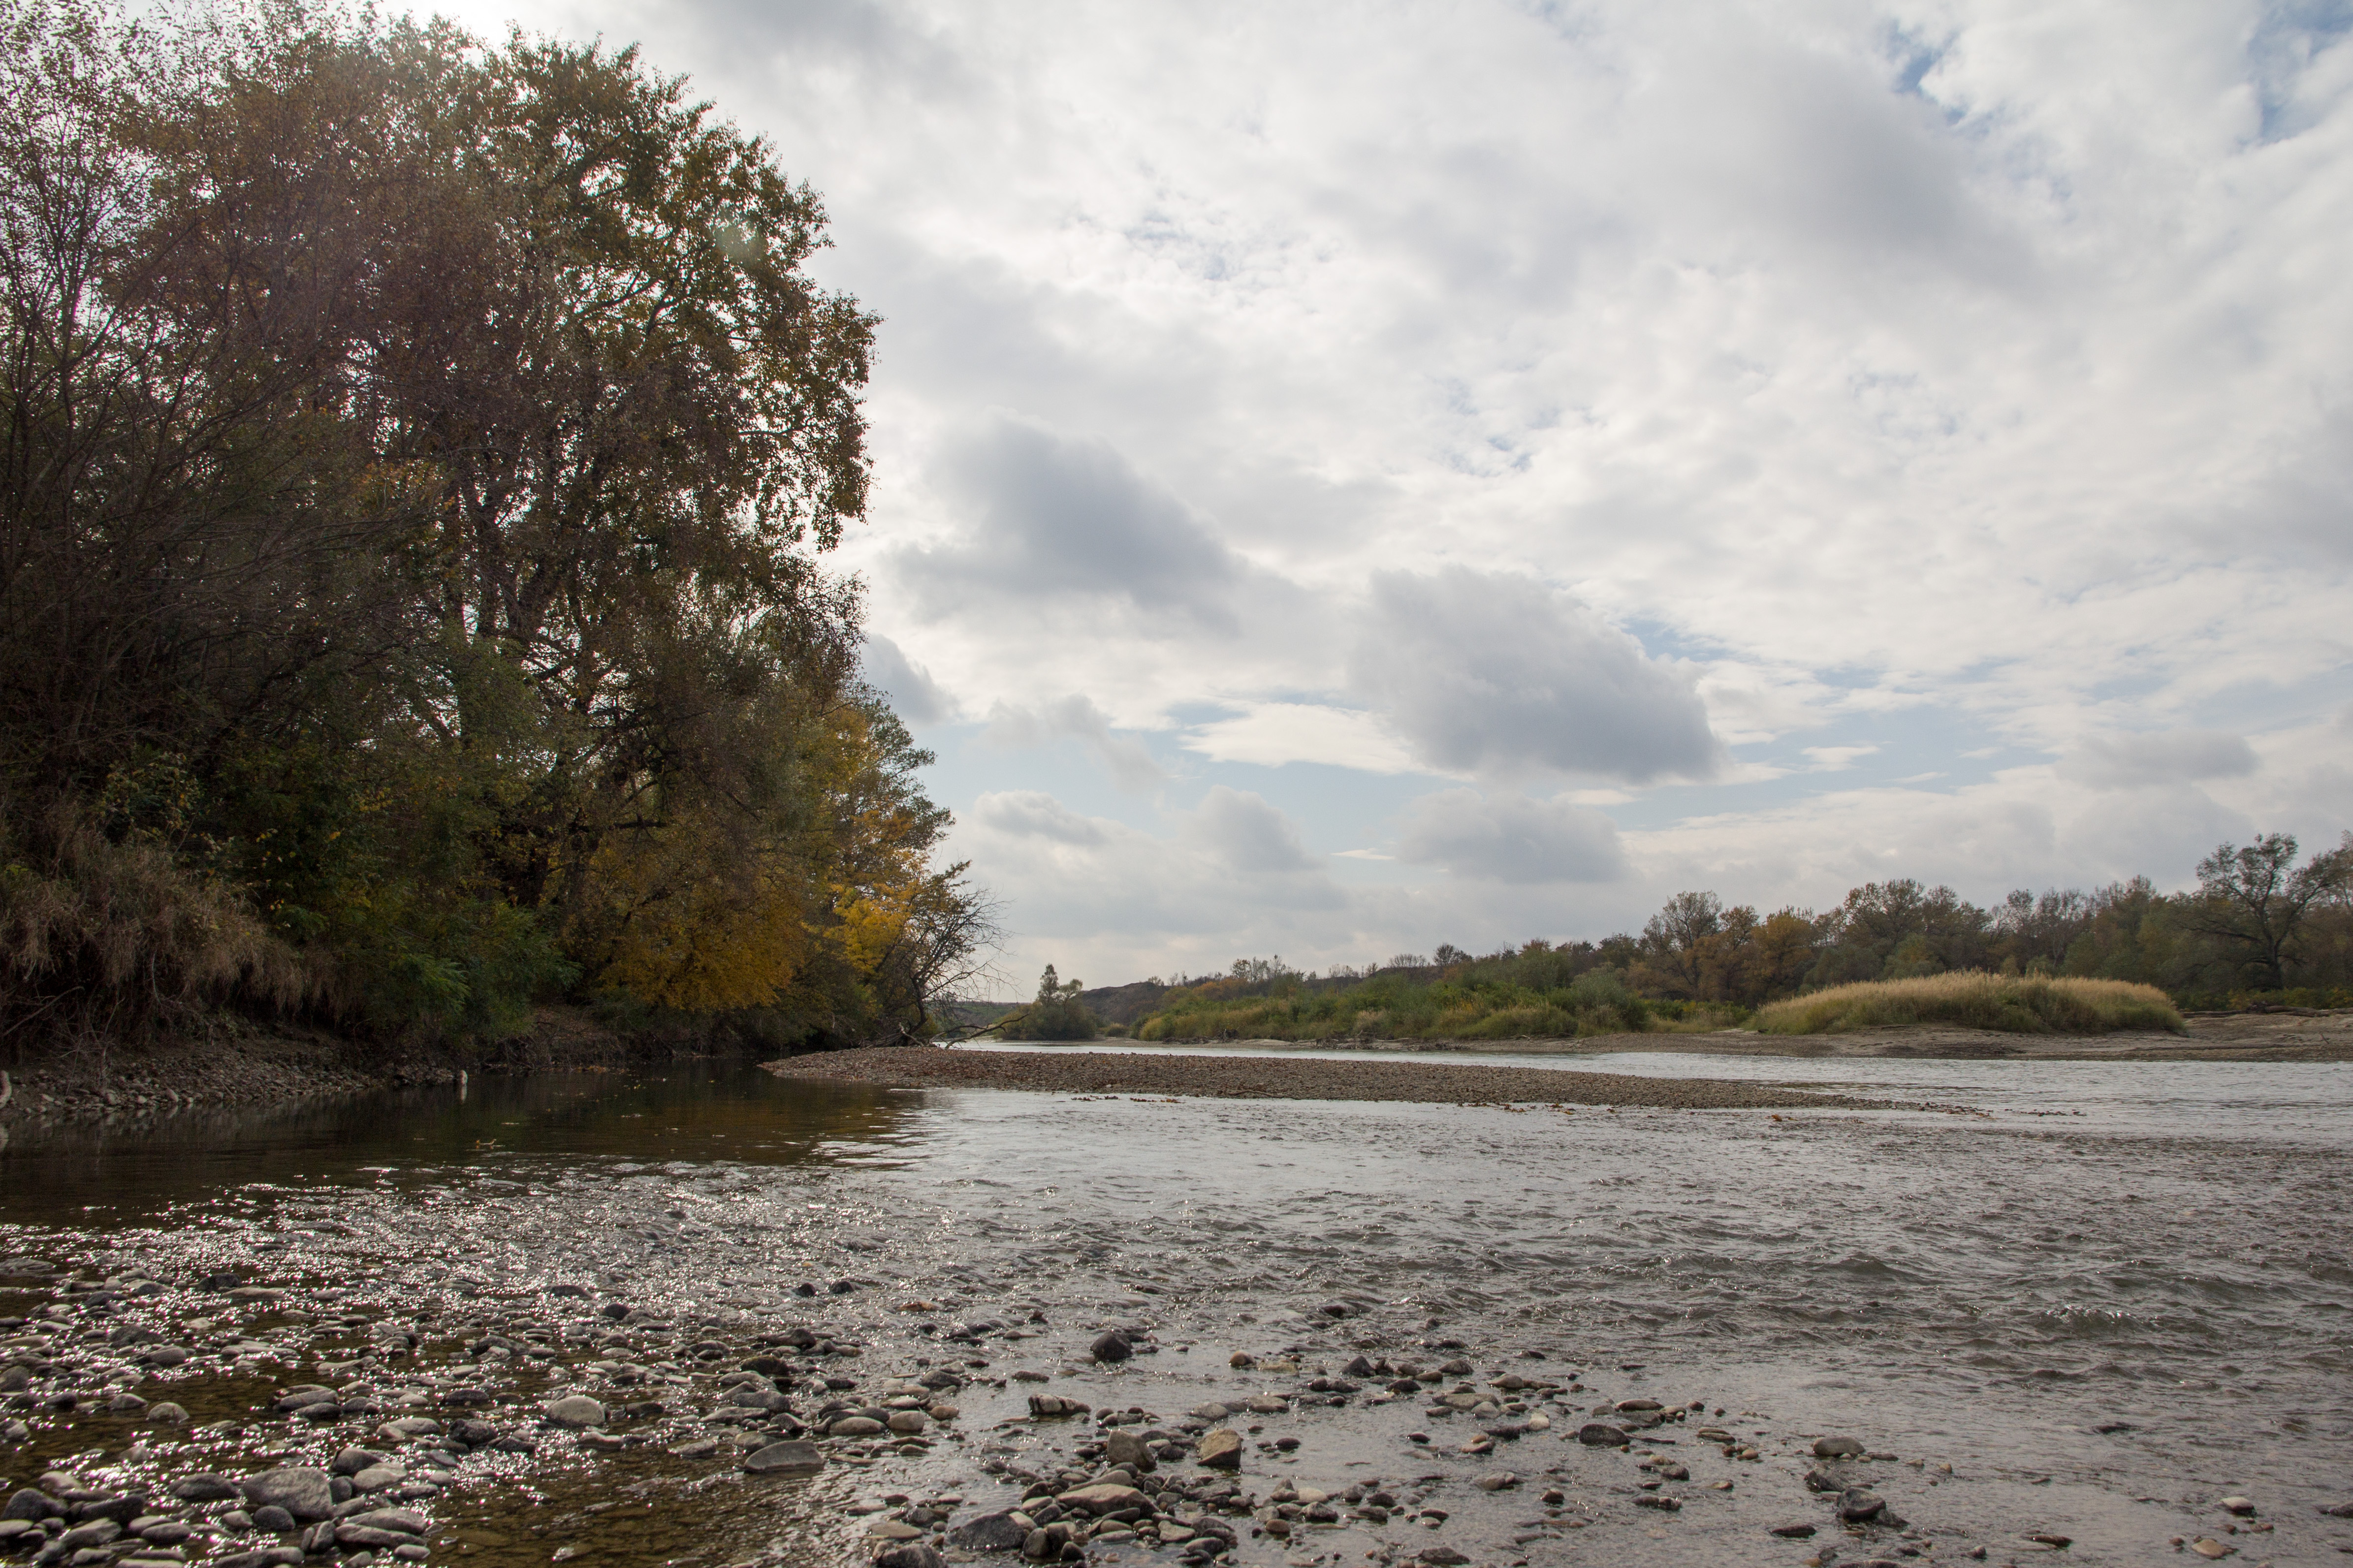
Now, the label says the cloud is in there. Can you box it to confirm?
[1183,704,1421,772]
[982,693,1169,792]
[1804,744,1879,772]
[1350,568,1722,783]
[2063,730,2260,790]
[860,635,958,725]
[1396,788,1627,884]
[972,790,1109,847]
[956,787,1346,944]
[897,419,1246,629]
[1187,784,1317,873]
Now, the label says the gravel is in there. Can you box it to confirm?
[764,1046,1903,1110]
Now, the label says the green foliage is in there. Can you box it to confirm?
[1003,964,1098,1041]
[1133,948,1655,1041]
[0,2,983,1055]
[1755,973,2185,1035]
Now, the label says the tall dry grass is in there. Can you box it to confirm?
[1755,972,2184,1035]
[0,806,321,1056]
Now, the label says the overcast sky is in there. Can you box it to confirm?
[451,0,2353,993]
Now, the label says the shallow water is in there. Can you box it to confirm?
[2,1055,2349,1568]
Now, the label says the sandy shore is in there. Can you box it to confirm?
[764,1045,1911,1109]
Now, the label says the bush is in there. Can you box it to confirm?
[1755,972,2183,1035]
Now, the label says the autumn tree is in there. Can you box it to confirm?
[0,1,984,1053]
[2185,833,2353,992]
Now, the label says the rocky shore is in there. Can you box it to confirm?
[763,1047,1902,1111]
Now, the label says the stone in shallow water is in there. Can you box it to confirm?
[1089,1331,1132,1363]
[743,1442,825,1474]
[1195,1429,1242,1471]
[240,1468,334,1522]
[1813,1436,1865,1460]
[1577,1423,1627,1446]
[950,1512,1030,1552]
[542,1395,605,1428]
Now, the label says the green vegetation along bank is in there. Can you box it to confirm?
[0,3,987,1073]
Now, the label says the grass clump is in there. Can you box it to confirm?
[1755,972,2184,1035]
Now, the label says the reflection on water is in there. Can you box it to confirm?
[0,1064,914,1225]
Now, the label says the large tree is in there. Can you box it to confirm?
[2185,833,2353,992]
[0,1,980,1051]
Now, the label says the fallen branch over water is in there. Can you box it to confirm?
[765,1045,1902,1111]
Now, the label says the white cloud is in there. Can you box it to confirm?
[1396,789,1628,885]
[1183,704,1421,773]
[2062,730,2260,790]
[861,635,958,726]
[982,694,1169,793]
[432,0,2353,982]
[1804,744,1880,772]
[1349,568,1723,784]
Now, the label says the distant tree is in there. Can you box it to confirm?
[2185,834,2353,991]
[1008,963,1097,1040]
[1431,943,1468,967]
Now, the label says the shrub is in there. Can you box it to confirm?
[1755,972,2183,1035]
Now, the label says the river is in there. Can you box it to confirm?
[1,1051,2346,1568]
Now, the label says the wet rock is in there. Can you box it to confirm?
[241,1468,335,1522]
[875,1546,948,1568]
[743,1442,825,1474]
[1417,1550,1469,1566]
[2219,1497,2256,1516]
[886,1411,928,1434]
[58,1519,122,1550]
[170,1476,238,1504]
[1633,1495,1680,1511]
[1804,1468,1840,1493]
[346,1510,428,1537]
[951,1512,1032,1552]
[2,1490,53,1521]
[2189,1540,2234,1559]
[1089,1332,1132,1364]
[1056,1484,1147,1516]
[250,1505,299,1533]
[1771,1523,1818,1538]
[831,1416,887,1437]
[1837,1488,1885,1522]
[542,1395,605,1428]
[145,1402,188,1425]
[1028,1396,1088,1418]
[1813,1437,1866,1460]
[1195,1429,1242,1470]
[1576,1423,1628,1446]
[1474,1474,1518,1492]
[332,1450,389,1478]
[1104,1431,1154,1473]
[352,1465,405,1494]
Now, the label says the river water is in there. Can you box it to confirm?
[1,1051,2348,1568]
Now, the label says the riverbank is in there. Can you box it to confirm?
[1119,1007,2353,1063]
[764,1046,1910,1110]
[0,1008,646,1144]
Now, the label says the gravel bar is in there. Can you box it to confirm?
[764,1045,1906,1110]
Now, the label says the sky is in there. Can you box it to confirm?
[445,0,2353,993]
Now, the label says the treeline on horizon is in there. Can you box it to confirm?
[1085,832,2353,1042]
[0,3,985,1060]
